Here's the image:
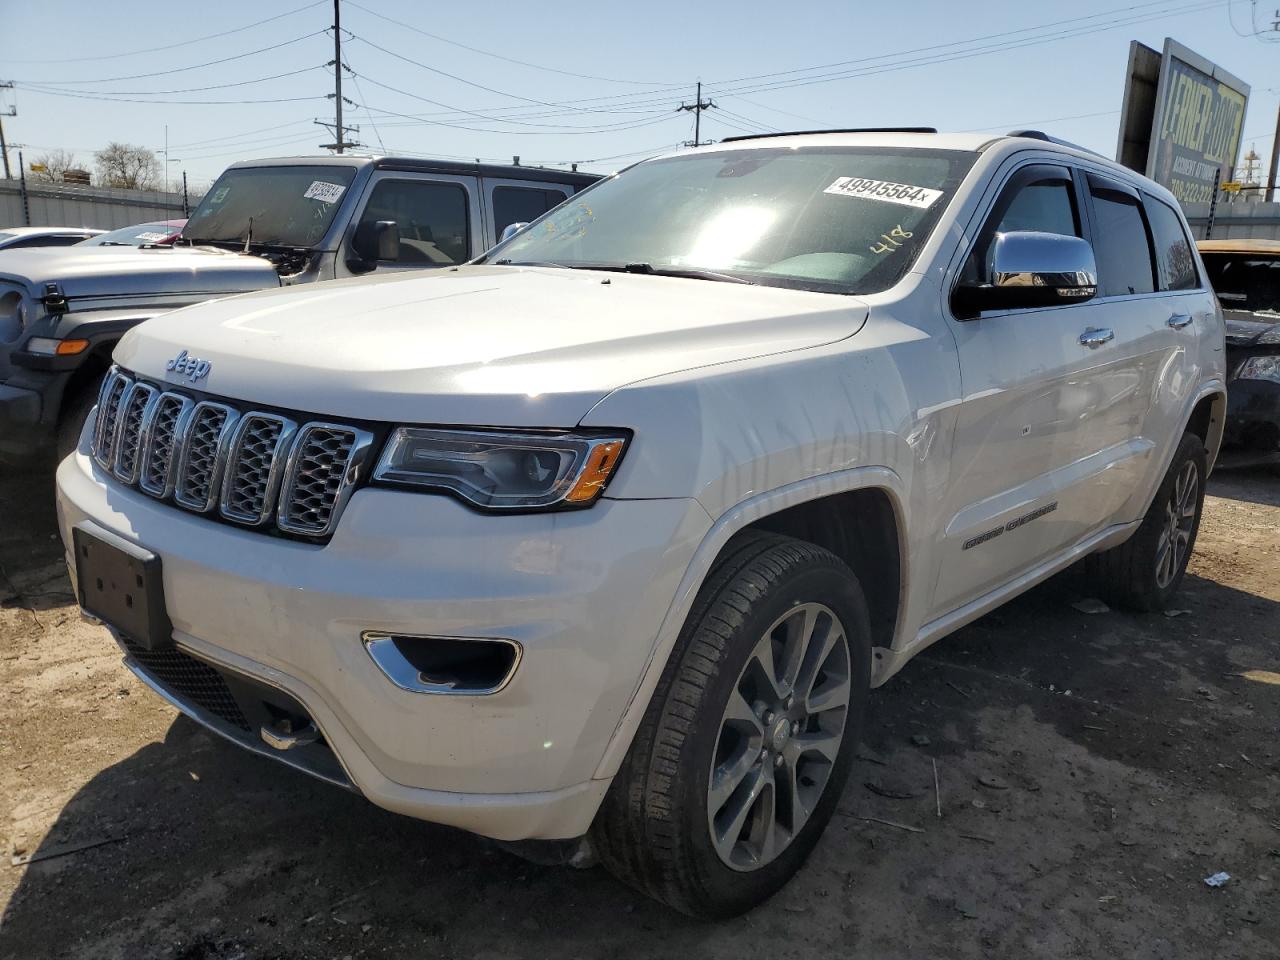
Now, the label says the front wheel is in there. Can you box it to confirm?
[1086,431,1207,611]
[592,533,871,918]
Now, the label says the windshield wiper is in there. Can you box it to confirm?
[582,262,755,284]
[493,258,571,268]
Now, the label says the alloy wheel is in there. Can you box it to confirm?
[1155,459,1198,589]
[706,602,851,871]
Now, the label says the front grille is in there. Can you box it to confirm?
[92,371,130,471]
[121,636,251,732]
[279,425,358,535]
[174,402,237,512]
[111,382,159,483]
[220,414,295,524]
[91,366,373,540]
[139,393,191,497]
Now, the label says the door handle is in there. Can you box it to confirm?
[1167,313,1193,329]
[1079,327,1114,348]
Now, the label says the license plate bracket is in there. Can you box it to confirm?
[72,524,172,651]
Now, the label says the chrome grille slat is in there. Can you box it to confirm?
[278,423,374,537]
[138,393,194,498]
[89,366,368,539]
[219,413,297,525]
[92,370,132,469]
[111,382,160,484]
[173,402,239,513]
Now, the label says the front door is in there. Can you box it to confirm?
[335,172,481,278]
[932,161,1150,616]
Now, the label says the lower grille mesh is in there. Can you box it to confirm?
[121,637,251,732]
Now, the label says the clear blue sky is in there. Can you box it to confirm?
[1,0,1278,189]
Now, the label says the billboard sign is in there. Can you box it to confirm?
[1115,39,1249,204]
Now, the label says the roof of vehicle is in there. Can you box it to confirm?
[0,226,103,236]
[222,154,600,187]
[1195,238,1280,255]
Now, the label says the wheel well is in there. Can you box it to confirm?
[742,488,902,650]
[1185,393,1222,452]
[57,343,114,423]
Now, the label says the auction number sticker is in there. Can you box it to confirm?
[824,176,942,209]
[303,180,347,204]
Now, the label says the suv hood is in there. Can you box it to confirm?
[1224,310,1280,353]
[0,245,280,302]
[116,265,868,426]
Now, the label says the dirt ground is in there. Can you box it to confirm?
[0,460,1276,960]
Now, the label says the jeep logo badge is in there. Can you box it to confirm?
[166,349,212,383]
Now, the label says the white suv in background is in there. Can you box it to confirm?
[56,129,1225,917]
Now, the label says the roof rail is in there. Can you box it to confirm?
[718,127,938,143]
[1005,129,1104,158]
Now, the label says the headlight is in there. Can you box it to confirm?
[1235,355,1280,384]
[373,427,628,510]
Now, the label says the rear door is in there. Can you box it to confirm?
[335,171,481,278]
[480,179,573,249]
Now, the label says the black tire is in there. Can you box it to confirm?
[591,532,872,918]
[55,378,102,464]
[1085,431,1207,611]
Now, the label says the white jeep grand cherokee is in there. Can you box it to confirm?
[56,129,1225,917]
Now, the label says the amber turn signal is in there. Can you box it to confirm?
[56,339,90,355]
[564,440,626,503]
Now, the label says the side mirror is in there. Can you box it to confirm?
[351,219,400,266]
[498,221,529,244]
[953,231,1098,318]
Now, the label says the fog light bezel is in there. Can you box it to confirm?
[361,631,523,696]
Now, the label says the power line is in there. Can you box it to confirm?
[168,120,317,150]
[16,87,326,107]
[353,71,669,131]
[344,1,677,86]
[17,66,326,98]
[13,32,328,85]
[1,0,327,64]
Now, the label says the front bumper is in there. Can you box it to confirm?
[57,441,711,840]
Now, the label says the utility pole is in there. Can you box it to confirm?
[0,82,15,180]
[333,0,344,154]
[1267,101,1280,203]
[319,0,359,153]
[677,82,716,147]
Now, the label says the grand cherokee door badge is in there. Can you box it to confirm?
[962,501,1058,550]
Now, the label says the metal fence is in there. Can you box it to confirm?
[0,178,200,230]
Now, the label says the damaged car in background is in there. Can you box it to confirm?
[1198,238,1280,464]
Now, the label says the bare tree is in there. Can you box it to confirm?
[30,149,80,182]
[94,142,161,190]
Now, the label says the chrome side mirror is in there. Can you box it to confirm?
[954,231,1098,318]
[498,221,529,244]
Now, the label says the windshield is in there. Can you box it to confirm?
[1202,252,1280,318]
[79,222,182,247]
[183,165,357,247]
[487,146,976,294]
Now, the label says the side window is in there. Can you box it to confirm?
[963,167,1080,285]
[1144,196,1198,291]
[1087,181,1156,297]
[358,179,470,265]
[492,185,568,243]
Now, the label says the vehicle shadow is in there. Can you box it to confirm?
[1208,463,1279,507]
[3,567,1276,959]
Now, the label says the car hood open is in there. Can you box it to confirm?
[116,265,869,427]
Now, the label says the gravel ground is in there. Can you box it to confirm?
[1,461,1277,960]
